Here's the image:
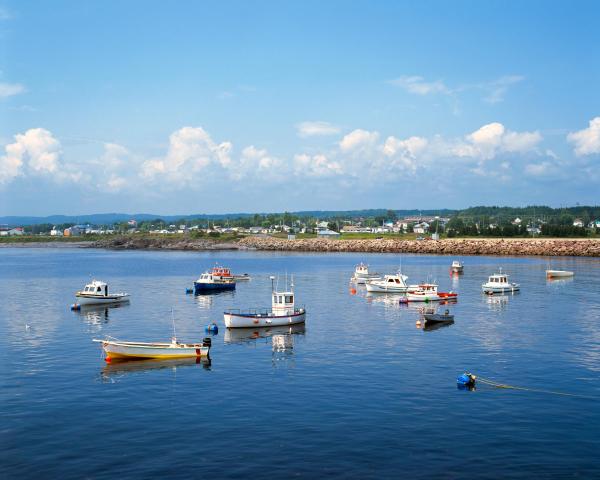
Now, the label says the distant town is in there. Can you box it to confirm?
[1,206,599,239]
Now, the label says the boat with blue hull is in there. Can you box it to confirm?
[193,266,236,294]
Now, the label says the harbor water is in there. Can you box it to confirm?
[1,248,600,478]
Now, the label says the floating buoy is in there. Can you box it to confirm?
[349,288,357,295]
[70,303,81,311]
[185,287,193,294]
[399,297,408,304]
[205,323,218,334]
[415,320,422,328]
[457,372,477,388]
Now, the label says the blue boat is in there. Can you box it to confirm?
[193,266,236,294]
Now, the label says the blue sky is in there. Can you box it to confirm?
[1,0,599,215]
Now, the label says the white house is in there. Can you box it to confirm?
[512,217,522,225]
[573,218,585,228]
[413,222,429,234]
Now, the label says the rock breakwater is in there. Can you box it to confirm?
[239,237,600,257]
[89,236,242,251]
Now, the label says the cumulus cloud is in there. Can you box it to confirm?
[453,122,541,160]
[339,129,379,152]
[0,128,85,185]
[568,117,600,156]
[388,76,450,95]
[294,153,342,177]
[296,121,341,138]
[141,127,232,182]
[0,82,26,98]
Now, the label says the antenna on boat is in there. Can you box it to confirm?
[291,274,295,292]
[170,307,177,343]
[270,275,276,292]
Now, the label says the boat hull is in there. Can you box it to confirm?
[224,310,306,328]
[546,270,574,278]
[482,284,520,294]
[194,282,236,294]
[406,293,442,302]
[365,283,408,293]
[75,293,129,305]
[99,341,209,360]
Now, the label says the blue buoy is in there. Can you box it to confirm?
[70,303,80,311]
[185,287,193,294]
[457,372,476,388]
[205,322,218,334]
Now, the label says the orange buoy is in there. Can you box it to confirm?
[350,288,357,295]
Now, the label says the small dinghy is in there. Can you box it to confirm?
[75,280,129,306]
[423,311,455,323]
[546,270,574,279]
[94,337,211,362]
[233,273,251,281]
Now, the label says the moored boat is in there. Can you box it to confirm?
[94,337,211,362]
[351,263,381,284]
[450,260,464,273]
[365,272,410,293]
[546,269,574,278]
[482,269,520,294]
[194,266,236,293]
[406,283,457,302]
[75,280,129,306]
[423,310,455,323]
[223,276,306,328]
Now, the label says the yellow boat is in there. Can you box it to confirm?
[93,337,211,362]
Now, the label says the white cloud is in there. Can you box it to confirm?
[339,129,379,152]
[0,128,84,185]
[568,117,600,156]
[141,127,232,182]
[524,162,555,177]
[294,153,342,177]
[296,121,341,138]
[454,122,541,160]
[483,75,524,104]
[105,174,127,192]
[388,76,450,95]
[382,136,428,158]
[0,82,26,98]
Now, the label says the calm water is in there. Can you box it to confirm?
[1,248,600,479]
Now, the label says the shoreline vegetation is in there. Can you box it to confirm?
[2,234,600,257]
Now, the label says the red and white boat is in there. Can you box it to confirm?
[405,283,458,302]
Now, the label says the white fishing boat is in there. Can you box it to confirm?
[482,269,520,294]
[365,272,410,293]
[93,337,211,362]
[223,276,306,328]
[406,283,458,302]
[546,269,574,278]
[75,280,129,306]
[351,262,380,284]
[450,260,464,273]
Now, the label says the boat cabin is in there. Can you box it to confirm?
[382,274,408,286]
[487,273,509,285]
[211,267,232,278]
[356,263,369,274]
[272,290,296,315]
[415,283,438,293]
[81,280,109,296]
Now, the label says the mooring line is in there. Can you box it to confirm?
[474,375,597,399]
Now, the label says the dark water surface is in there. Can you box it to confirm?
[1,248,599,479]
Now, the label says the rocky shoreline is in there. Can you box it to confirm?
[86,236,242,251]
[238,236,600,257]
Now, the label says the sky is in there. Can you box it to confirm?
[1,0,599,216]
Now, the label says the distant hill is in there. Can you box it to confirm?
[0,209,457,226]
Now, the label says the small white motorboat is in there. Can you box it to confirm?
[365,272,410,293]
[482,269,520,294]
[546,270,574,279]
[406,283,459,302]
[223,276,306,328]
[232,273,251,281]
[450,260,464,273]
[75,280,129,306]
[351,262,380,284]
[94,337,211,362]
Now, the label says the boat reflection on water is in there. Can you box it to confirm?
[366,293,405,308]
[484,293,510,310]
[224,323,306,345]
[546,276,575,286]
[194,289,235,310]
[76,303,129,331]
[101,356,211,380]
